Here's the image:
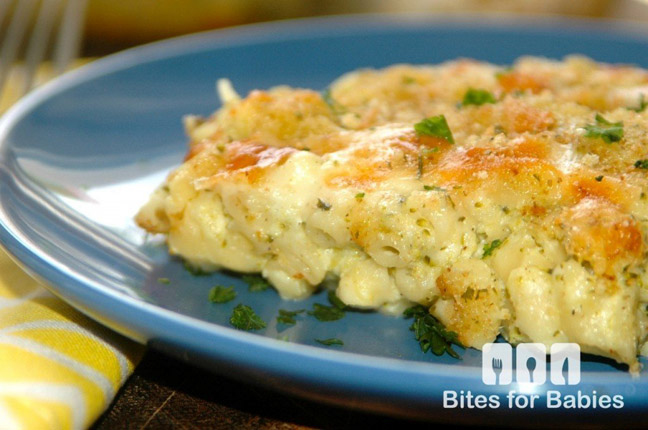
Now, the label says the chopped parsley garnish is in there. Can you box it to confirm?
[208,286,237,303]
[242,274,271,292]
[157,277,170,285]
[423,185,446,192]
[629,94,648,112]
[327,290,347,310]
[277,309,304,326]
[183,261,210,276]
[414,115,455,144]
[461,88,496,106]
[317,198,332,211]
[230,304,266,331]
[404,305,462,359]
[316,338,344,346]
[308,303,345,322]
[635,159,648,169]
[583,114,624,144]
[595,175,604,182]
[482,239,503,258]
[355,192,365,200]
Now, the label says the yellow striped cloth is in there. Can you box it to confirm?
[0,60,144,428]
[0,247,144,429]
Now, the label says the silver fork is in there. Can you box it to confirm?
[0,0,87,108]
[492,357,503,385]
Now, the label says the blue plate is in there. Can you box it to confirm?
[1,15,647,426]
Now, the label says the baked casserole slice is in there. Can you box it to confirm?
[137,56,648,372]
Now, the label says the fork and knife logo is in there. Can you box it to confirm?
[483,343,580,385]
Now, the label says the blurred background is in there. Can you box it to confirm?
[2,0,648,112]
[82,0,648,54]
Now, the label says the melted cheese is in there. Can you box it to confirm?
[136,56,648,371]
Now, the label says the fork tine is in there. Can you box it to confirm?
[20,0,62,96]
[52,0,87,75]
[0,0,38,99]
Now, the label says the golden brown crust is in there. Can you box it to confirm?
[557,197,642,277]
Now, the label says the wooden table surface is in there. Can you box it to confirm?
[91,349,474,430]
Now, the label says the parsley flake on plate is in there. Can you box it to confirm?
[230,304,266,331]
[583,114,624,144]
[461,88,496,106]
[404,305,462,359]
[242,274,271,292]
[414,115,455,144]
[327,290,347,310]
[308,303,345,322]
[208,286,236,304]
[277,309,304,326]
[315,338,344,346]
